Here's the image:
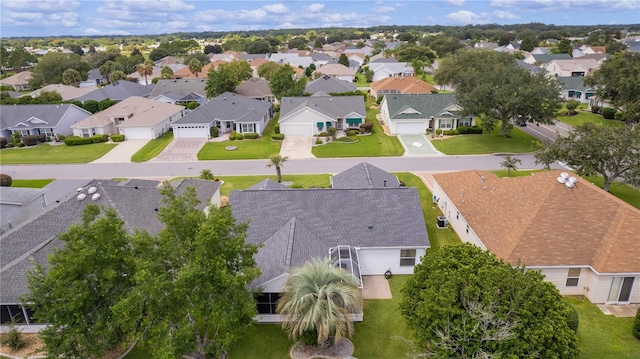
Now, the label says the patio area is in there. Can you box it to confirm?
[597,303,640,317]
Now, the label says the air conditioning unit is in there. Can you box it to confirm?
[437,216,448,228]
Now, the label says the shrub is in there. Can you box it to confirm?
[376,95,384,105]
[92,134,105,143]
[602,107,616,119]
[64,136,94,146]
[229,130,237,141]
[37,134,47,142]
[0,136,7,148]
[111,134,125,142]
[566,305,579,333]
[272,134,285,140]
[151,77,159,84]
[56,134,66,142]
[590,105,600,114]
[346,130,359,136]
[565,100,580,115]
[327,127,336,136]
[360,121,373,133]
[457,126,470,134]
[21,135,39,146]
[0,174,12,187]
[469,126,483,134]
[315,138,322,145]
[187,101,199,110]
[243,132,259,139]
[235,133,244,140]
[435,129,443,135]
[334,136,356,142]
[274,124,280,135]
[614,111,625,122]
[443,129,459,136]
[7,143,15,148]
[633,308,640,339]
[318,131,329,137]
[210,126,219,138]
[17,142,25,147]
[0,323,24,350]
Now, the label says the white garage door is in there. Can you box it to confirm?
[281,123,313,136]
[122,127,153,140]
[395,122,425,134]
[174,126,208,138]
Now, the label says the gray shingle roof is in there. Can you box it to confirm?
[173,92,271,125]
[235,78,273,98]
[148,79,207,100]
[557,76,592,92]
[0,187,48,205]
[0,178,220,304]
[331,162,400,189]
[529,53,572,64]
[516,59,543,74]
[248,179,289,190]
[230,187,429,287]
[0,104,89,130]
[384,93,460,120]
[305,75,357,94]
[76,81,154,102]
[280,95,365,121]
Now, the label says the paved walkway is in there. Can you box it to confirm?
[398,135,444,156]
[150,138,207,162]
[280,136,314,159]
[90,139,149,164]
[362,275,392,299]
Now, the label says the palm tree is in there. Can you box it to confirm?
[188,58,203,78]
[500,155,522,177]
[266,155,288,183]
[136,59,154,85]
[160,65,173,79]
[410,58,425,79]
[199,169,214,181]
[277,258,361,346]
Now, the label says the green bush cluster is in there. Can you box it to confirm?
[346,130,359,136]
[271,134,284,140]
[186,101,199,110]
[614,111,625,122]
[235,133,244,140]
[566,305,579,333]
[633,308,640,339]
[64,136,94,146]
[92,134,107,143]
[327,127,336,136]
[590,105,600,114]
[0,173,12,187]
[457,126,483,134]
[56,134,66,142]
[210,126,219,138]
[315,138,322,145]
[111,134,125,142]
[443,129,459,135]
[0,325,24,350]
[243,132,258,139]
[317,132,329,137]
[602,107,616,119]
[274,124,280,134]
[229,130,237,141]
[334,136,356,142]
[0,136,6,148]
[21,135,39,146]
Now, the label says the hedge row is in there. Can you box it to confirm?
[457,126,483,134]
[271,134,284,140]
[111,134,125,142]
[243,132,258,139]
[92,134,109,143]
[64,136,94,146]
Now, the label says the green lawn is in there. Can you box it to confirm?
[0,143,116,164]
[565,297,640,359]
[198,119,282,160]
[131,132,173,162]
[216,174,331,196]
[430,122,543,155]
[11,179,54,188]
[312,104,404,157]
[355,73,369,87]
[557,110,625,128]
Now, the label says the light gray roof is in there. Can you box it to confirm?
[0,187,48,205]
[516,59,543,74]
[305,75,357,94]
[173,92,271,125]
[384,93,461,120]
[240,54,269,61]
[248,179,289,190]
[235,78,273,98]
[76,81,154,102]
[230,187,429,286]
[149,79,207,101]
[528,53,571,64]
[331,162,400,189]
[0,104,90,130]
[280,95,365,121]
[0,178,221,304]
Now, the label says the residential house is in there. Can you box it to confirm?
[172,60,222,80]
[368,62,414,82]
[172,92,272,138]
[311,52,333,67]
[149,79,207,106]
[248,57,270,77]
[531,47,552,55]
[30,84,97,101]
[0,104,92,139]
[0,187,48,235]
[76,81,154,102]
[430,170,640,305]
[268,53,314,69]
[313,63,356,82]
[380,93,474,134]
[330,162,400,189]
[128,63,186,85]
[474,41,499,50]
[0,179,221,328]
[71,96,184,140]
[230,167,429,322]
[304,75,356,95]
[79,68,108,87]
[235,78,275,103]
[516,59,544,74]
[544,58,602,77]
[557,76,596,103]
[343,45,373,57]
[523,53,572,66]
[327,57,361,71]
[278,93,366,136]
[370,76,436,100]
[0,71,32,91]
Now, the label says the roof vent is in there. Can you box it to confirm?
[77,187,84,192]
[565,180,575,188]
[560,172,570,179]
[557,176,566,184]
[88,186,98,194]
[76,193,87,201]
[91,193,101,201]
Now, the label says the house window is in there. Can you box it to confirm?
[566,268,581,287]
[39,128,53,136]
[226,122,232,129]
[458,118,472,127]
[240,123,255,133]
[439,119,453,129]
[81,129,92,138]
[400,249,417,266]
[256,293,281,314]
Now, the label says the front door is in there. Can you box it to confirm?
[607,277,635,303]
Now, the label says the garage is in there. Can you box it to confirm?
[121,127,155,140]
[173,125,209,139]
[395,121,426,135]
[281,123,314,136]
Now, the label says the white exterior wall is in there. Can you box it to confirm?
[58,106,92,136]
[536,267,590,296]
[279,108,333,136]
[431,181,486,249]
[357,247,426,275]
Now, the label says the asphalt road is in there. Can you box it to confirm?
[1,154,563,180]
[519,121,572,144]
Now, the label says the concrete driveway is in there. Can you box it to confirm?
[90,139,149,164]
[280,136,314,159]
[398,135,443,156]
[151,138,207,162]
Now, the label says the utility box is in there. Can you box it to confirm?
[437,216,448,228]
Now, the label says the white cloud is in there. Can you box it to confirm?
[1,0,80,11]
[100,0,194,12]
[492,10,519,19]
[444,10,486,24]
[263,3,288,14]
[373,6,396,13]
[490,0,516,7]
[447,0,466,6]
[305,3,324,13]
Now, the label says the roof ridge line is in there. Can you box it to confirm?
[284,217,296,271]
[363,163,373,187]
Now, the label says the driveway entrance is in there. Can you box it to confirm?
[280,136,314,159]
[151,138,206,162]
[398,135,443,156]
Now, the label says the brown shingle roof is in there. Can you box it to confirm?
[370,76,436,95]
[433,170,640,273]
[72,96,183,128]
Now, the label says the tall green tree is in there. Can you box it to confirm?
[188,58,203,78]
[338,53,350,67]
[114,184,260,359]
[205,64,237,98]
[395,45,435,63]
[277,258,361,346]
[109,70,127,83]
[24,205,135,359]
[268,65,306,100]
[160,65,174,79]
[136,59,154,85]
[257,62,281,81]
[32,52,90,85]
[400,243,579,359]
[584,52,640,125]
[99,60,125,84]
[435,50,562,136]
[62,68,82,87]
[534,122,640,192]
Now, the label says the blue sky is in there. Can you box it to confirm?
[1,0,639,38]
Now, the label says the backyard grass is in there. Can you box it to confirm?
[216,174,331,196]
[565,297,640,359]
[430,121,543,155]
[312,104,405,157]
[355,73,370,87]
[11,179,54,188]
[0,143,116,164]
[556,109,625,128]
[198,118,282,160]
[131,131,173,162]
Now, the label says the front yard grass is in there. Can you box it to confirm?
[0,143,116,164]
[312,104,404,157]
[216,174,331,196]
[11,179,54,188]
[430,121,543,155]
[131,131,173,162]
[556,110,624,128]
[565,297,640,359]
[198,118,282,160]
